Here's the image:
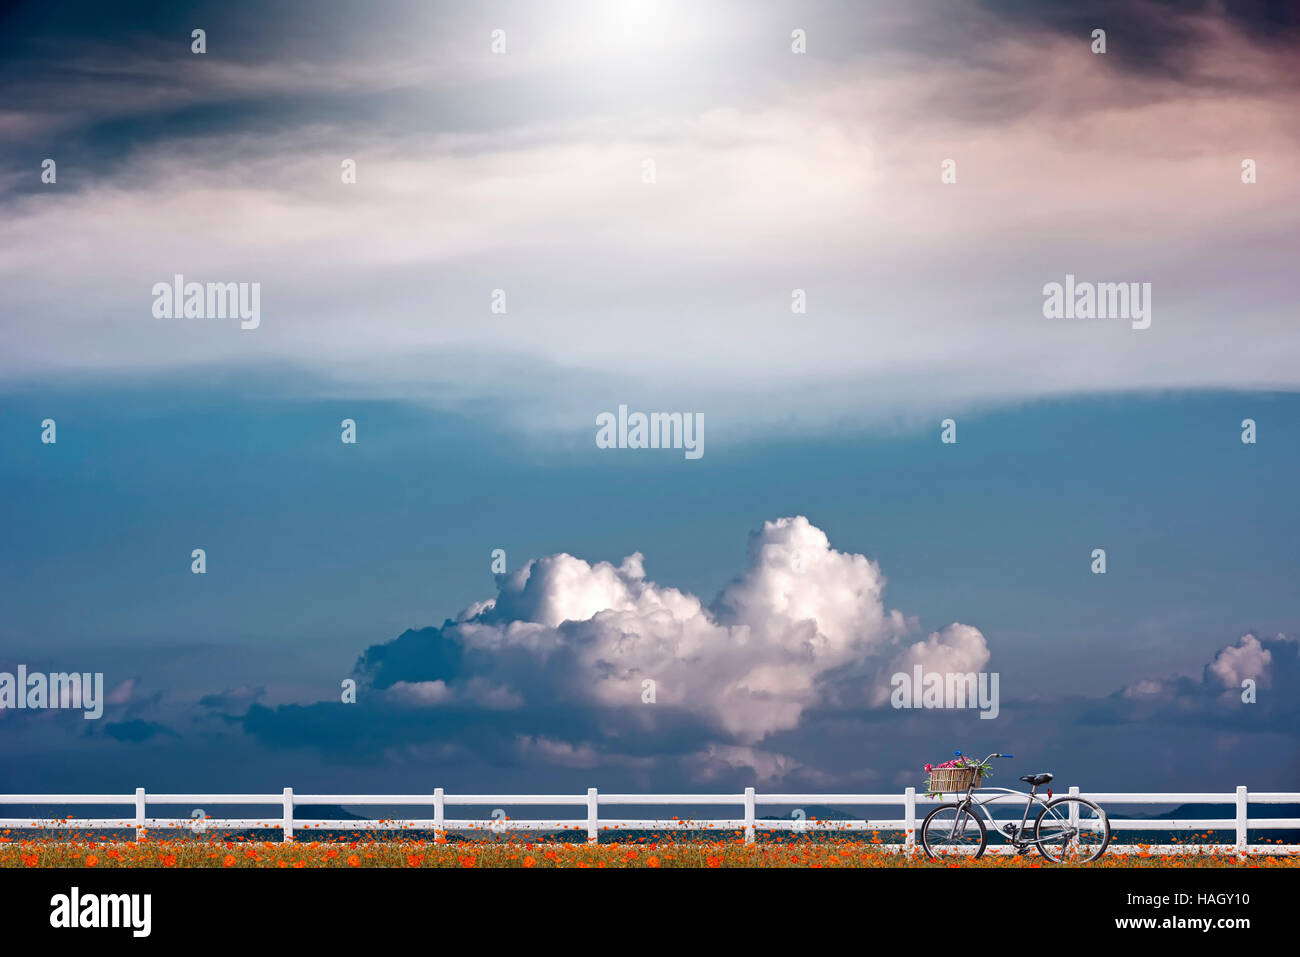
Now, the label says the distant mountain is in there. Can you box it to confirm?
[1129,802,1300,845]
[758,804,857,822]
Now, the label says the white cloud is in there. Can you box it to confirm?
[385,679,452,705]
[514,735,601,770]
[687,744,811,785]
[1122,678,1167,700]
[1207,633,1272,691]
[2,12,1296,437]
[386,678,523,709]
[386,516,987,743]
[875,623,991,706]
[1120,632,1285,702]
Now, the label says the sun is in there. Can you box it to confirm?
[583,0,680,52]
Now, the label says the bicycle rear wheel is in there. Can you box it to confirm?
[1034,797,1110,863]
[921,802,988,860]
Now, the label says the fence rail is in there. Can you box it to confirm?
[1,786,1296,855]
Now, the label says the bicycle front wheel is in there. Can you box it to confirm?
[921,803,988,860]
[1034,797,1110,863]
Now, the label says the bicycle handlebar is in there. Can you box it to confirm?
[956,751,1014,763]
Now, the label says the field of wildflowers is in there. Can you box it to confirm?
[2,834,1296,868]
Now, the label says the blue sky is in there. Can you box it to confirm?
[1,1,1298,798]
[2,379,1296,794]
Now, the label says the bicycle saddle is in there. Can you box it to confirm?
[1019,772,1054,787]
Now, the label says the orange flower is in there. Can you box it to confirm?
[706,855,721,868]
[223,855,236,868]
[646,856,660,868]
[85,855,98,867]
[23,854,38,867]
[459,855,476,868]
[347,854,360,867]
[162,854,177,868]
[522,856,536,868]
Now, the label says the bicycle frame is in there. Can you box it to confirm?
[934,753,1087,850]
[950,786,1063,848]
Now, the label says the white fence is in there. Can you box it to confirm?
[1,787,1296,855]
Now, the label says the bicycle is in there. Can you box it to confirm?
[919,752,1110,863]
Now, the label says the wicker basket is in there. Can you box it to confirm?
[927,767,982,793]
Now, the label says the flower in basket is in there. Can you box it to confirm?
[924,754,994,797]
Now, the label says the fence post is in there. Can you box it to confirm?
[904,787,916,855]
[744,787,756,845]
[282,787,294,843]
[587,787,598,845]
[434,787,445,843]
[134,787,146,843]
[1235,786,1248,860]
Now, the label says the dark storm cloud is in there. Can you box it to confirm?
[978,0,1300,75]
[0,0,443,189]
[3,0,1296,207]
[7,0,1296,144]
[0,0,382,58]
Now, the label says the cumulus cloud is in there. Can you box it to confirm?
[359,516,986,744]
[231,544,1295,789]
[385,678,523,710]
[1111,632,1295,719]
[876,623,991,706]
[1207,633,1273,691]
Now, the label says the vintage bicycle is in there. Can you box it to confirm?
[919,752,1110,862]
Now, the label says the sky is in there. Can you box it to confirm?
[0,0,1297,803]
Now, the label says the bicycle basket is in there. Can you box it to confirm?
[927,767,981,793]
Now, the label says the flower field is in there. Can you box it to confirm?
[2,836,1296,868]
